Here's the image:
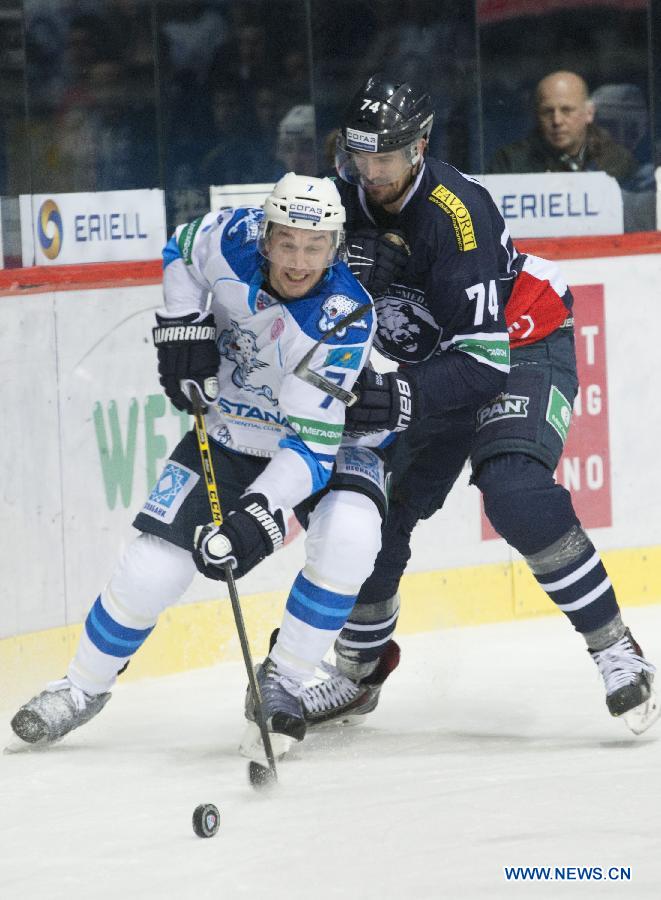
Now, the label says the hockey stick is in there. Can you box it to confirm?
[191,391,278,789]
[293,302,372,405]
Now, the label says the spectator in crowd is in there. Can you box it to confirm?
[488,70,636,183]
[591,83,654,191]
[275,104,318,176]
[198,82,257,186]
[591,82,657,231]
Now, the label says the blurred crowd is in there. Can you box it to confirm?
[0,0,657,231]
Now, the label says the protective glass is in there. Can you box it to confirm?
[335,135,421,186]
[258,221,345,270]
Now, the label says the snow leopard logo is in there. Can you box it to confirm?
[218,322,276,405]
[318,295,368,338]
[226,208,263,244]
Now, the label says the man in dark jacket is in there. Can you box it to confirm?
[488,70,636,183]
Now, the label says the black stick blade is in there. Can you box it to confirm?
[248,760,277,790]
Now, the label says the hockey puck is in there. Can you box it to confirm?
[248,760,277,790]
[192,803,220,838]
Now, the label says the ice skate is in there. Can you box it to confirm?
[240,658,306,759]
[589,629,660,735]
[9,677,111,748]
[301,640,401,727]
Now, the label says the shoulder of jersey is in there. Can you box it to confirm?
[284,264,374,345]
[212,206,265,281]
[166,206,263,282]
[419,157,496,253]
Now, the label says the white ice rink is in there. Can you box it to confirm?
[1,605,660,900]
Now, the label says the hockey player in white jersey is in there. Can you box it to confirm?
[10,173,384,756]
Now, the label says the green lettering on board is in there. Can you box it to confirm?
[93,398,139,509]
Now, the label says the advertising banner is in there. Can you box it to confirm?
[20,189,166,267]
[477,172,623,238]
[2,248,661,642]
[210,176,626,240]
[210,183,274,212]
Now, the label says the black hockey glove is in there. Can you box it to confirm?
[193,494,285,581]
[345,368,416,434]
[345,229,410,298]
[153,310,220,413]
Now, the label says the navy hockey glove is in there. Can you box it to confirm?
[193,494,285,581]
[345,368,416,433]
[346,230,410,298]
[153,311,220,413]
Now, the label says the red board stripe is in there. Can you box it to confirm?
[1,231,661,295]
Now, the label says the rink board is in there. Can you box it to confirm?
[1,235,661,704]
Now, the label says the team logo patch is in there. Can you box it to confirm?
[374,290,441,362]
[256,290,277,311]
[226,208,263,244]
[142,462,199,524]
[428,183,477,251]
[323,347,362,369]
[336,446,385,490]
[546,385,572,443]
[476,394,530,430]
[318,295,368,337]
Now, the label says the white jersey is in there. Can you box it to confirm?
[161,206,376,512]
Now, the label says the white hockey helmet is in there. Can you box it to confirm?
[258,173,346,270]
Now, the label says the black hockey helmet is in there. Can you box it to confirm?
[336,74,434,185]
[342,74,434,152]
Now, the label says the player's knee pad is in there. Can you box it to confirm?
[303,490,382,594]
[476,453,579,556]
[108,532,197,622]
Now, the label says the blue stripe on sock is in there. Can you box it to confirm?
[285,573,355,631]
[84,596,154,658]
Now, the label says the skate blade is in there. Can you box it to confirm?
[306,712,367,730]
[238,721,296,761]
[621,690,661,735]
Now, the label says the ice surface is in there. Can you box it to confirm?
[1,606,660,900]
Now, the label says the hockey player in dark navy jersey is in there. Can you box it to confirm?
[299,74,658,736]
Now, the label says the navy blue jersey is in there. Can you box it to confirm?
[338,158,511,415]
